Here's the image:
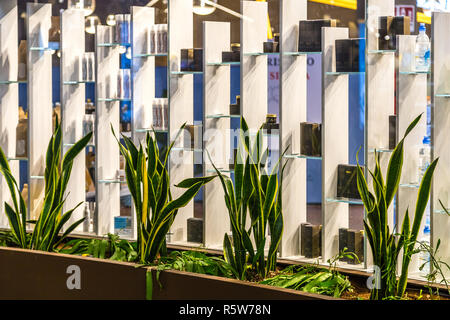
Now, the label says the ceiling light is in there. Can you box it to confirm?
[193,0,217,15]
[106,15,116,26]
[68,0,96,16]
[85,15,99,34]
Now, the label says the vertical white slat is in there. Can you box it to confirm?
[321,27,349,262]
[95,26,121,235]
[431,11,450,279]
[279,0,307,258]
[131,6,155,145]
[27,3,53,220]
[203,21,231,249]
[241,0,268,131]
[168,0,194,243]
[61,8,86,230]
[365,0,395,269]
[396,35,427,274]
[0,0,19,227]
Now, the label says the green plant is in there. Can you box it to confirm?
[57,233,138,262]
[156,250,233,279]
[112,125,216,264]
[356,113,438,300]
[260,264,352,298]
[208,117,285,280]
[0,118,92,251]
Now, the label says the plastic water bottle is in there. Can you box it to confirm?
[418,136,431,182]
[415,23,430,72]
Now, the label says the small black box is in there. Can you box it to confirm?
[335,39,364,73]
[263,41,277,53]
[298,19,336,52]
[300,122,322,157]
[301,223,322,258]
[347,229,364,264]
[230,95,240,115]
[222,51,240,62]
[337,164,361,200]
[187,217,203,243]
[389,115,397,150]
[378,16,410,50]
[181,48,203,72]
[339,228,348,262]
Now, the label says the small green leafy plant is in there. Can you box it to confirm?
[208,117,285,280]
[0,118,92,251]
[57,233,138,262]
[356,113,439,300]
[112,125,215,264]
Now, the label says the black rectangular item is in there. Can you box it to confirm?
[337,164,361,200]
[298,19,336,52]
[300,122,322,157]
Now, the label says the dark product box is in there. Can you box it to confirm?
[181,48,203,72]
[298,19,336,52]
[389,115,397,150]
[301,223,322,258]
[230,95,240,115]
[335,38,364,73]
[222,43,240,62]
[187,217,203,243]
[183,124,202,150]
[263,34,279,53]
[337,164,361,200]
[339,228,364,263]
[378,16,411,50]
[300,122,322,157]
[264,114,279,133]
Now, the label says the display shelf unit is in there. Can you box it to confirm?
[321,26,350,263]
[396,35,428,274]
[431,11,450,278]
[279,0,307,258]
[60,8,87,230]
[27,2,53,221]
[168,0,195,243]
[364,0,396,269]
[202,21,232,249]
[95,25,121,235]
[0,0,19,228]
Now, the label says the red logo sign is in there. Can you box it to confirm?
[395,5,416,33]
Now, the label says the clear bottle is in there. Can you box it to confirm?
[415,23,431,72]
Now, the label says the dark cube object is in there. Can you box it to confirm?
[389,115,397,150]
[222,51,240,62]
[230,95,240,115]
[337,164,361,200]
[298,19,336,52]
[335,38,364,73]
[346,229,364,264]
[181,48,203,72]
[187,217,203,243]
[263,41,278,53]
[301,223,322,258]
[300,122,322,157]
[339,228,348,262]
[378,16,411,50]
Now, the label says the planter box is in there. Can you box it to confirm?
[0,247,338,300]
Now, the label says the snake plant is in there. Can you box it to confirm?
[356,113,438,299]
[0,117,92,251]
[112,124,216,264]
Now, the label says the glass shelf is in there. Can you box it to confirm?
[399,70,430,75]
[171,71,203,75]
[368,148,393,153]
[326,71,365,76]
[434,209,450,216]
[326,197,363,205]
[283,51,322,56]
[30,175,45,180]
[63,80,95,85]
[244,52,279,56]
[97,43,131,48]
[0,80,27,85]
[435,94,450,98]
[98,98,131,102]
[7,157,28,161]
[399,183,420,189]
[135,128,169,133]
[206,114,240,119]
[368,49,396,54]
[207,168,234,174]
[63,143,95,148]
[134,53,168,58]
[29,47,53,52]
[98,179,126,184]
[283,154,322,160]
[207,61,241,66]
[171,147,203,153]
